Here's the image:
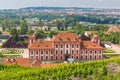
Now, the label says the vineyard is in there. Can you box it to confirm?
[0,57,120,80]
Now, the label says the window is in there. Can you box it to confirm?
[61,44,63,48]
[51,51,53,54]
[36,51,38,55]
[46,56,48,60]
[72,50,74,54]
[41,56,43,60]
[99,56,101,59]
[81,50,83,54]
[90,51,92,54]
[90,56,92,59]
[72,44,74,48]
[77,50,79,54]
[77,44,79,48]
[56,45,58,48]
[56,56,58,60]
[61,56,62,60]
[99,50,102,54]
[86,50,88,54]
[46,51,48,54]
[66,44,68,48]
[76,56,78,59]
[41,51,43,54]
[86,56,87,59]
[95,51,97,54]
[61,50,62,54]
[81,56,83,59]
[95,56,96,59]
[72,56,74,58]
[56,50,58,54]
[31,51,33,55]
[51,56,53,60]
[66,50,68,54]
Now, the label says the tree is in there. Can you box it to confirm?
[76,23,85,34]
[62,20,67,30]
[38,19,43,27]
[56,20,62,30]
[10,28,18,35]
[35,30,46,39]
[27,30,34,35]
[47,23,52,30]
[20,21,28,35]
[10,28,19,42]
[48,31,57,38]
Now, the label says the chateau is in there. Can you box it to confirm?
[28,32,103,61]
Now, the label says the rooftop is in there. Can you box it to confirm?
[107,26,120,34]
[28,40,54,49]
[81,41,103,49]
[52,32,81,42]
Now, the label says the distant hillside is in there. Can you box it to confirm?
[20,6,94,10]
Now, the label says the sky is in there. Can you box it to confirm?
[0,0,120,9]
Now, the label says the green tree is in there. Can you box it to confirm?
[20,21,28,35]
[48,31,58,38]
[62,20,67,30]
[35,30,46,39]
[38,19,43,27]
[56,20,62,30]
[10,28,17,35]
[27,30,34,35]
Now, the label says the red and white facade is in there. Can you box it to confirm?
[28,32,103,61]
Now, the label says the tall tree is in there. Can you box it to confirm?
[56,20,62,30]
[10,28,19,42]
[20,21,28,35]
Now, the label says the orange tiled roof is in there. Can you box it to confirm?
[2,31,10,35]
[28,40,54,49]
[107,26,120,34]
[31,59,41,67]
[3,58,30,67]
[52,32,81,42]
[81,41,103,49]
